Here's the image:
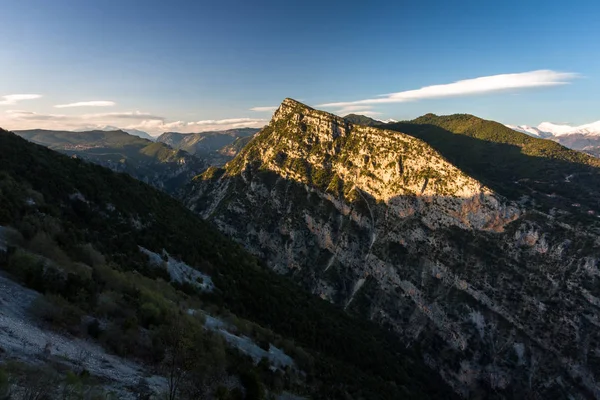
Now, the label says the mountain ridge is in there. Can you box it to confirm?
[186,98,600,398]
[509,121,600,137]
[156,128,260,166]
[73,125,155,141]
[507,121,600,158]
[0,126,454,399]
[14,128,207,193]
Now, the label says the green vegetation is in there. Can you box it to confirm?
[386,114,600,218]
[0,128,453,399]
[156,128,260,166]
[198,166,225,181]
[0,361,114,400]
[343,113,383,127]
[14,129,207,194]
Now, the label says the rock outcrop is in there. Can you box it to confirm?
[185,99,600,399]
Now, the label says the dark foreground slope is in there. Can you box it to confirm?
[187,99,600,399]
[15,129,207,193]
[0,128,453,399]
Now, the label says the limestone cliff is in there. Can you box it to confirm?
[185,99,600,399]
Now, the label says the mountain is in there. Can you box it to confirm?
[217,135,254,159]
[74,125,155,141]
[508,121,600,158]
[549,133,600,158]
[343,114,398,126]
[0,127,453,399]
[343,113,383,127]
[122,128,155,141]
[186,99,600,398]
[584,146,600,158]
[156,128,260,165]
[538,121,600,137]
[387,114,600,213]
[510,121,600,138]
[505,124,554,138]
[14,129,206,193]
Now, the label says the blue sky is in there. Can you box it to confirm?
[1,0,599,135]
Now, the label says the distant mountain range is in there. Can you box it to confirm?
[14,128,206,193]
[74,125,155,141]
[156,128,260,165]
[507,121,600,157]
[508,121,600,137]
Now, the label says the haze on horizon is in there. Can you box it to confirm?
[1,0,599,136]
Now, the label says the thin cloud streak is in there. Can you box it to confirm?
[333,105,382,117]
[0,94,43,105]
[335,105,375,114]
[193,117,265,126]
[5,110,68,121]
[83,111,164,121]
[55,101,116,108]
[345,111,383,117]
[319,70,579,108]
[250,106,278,112]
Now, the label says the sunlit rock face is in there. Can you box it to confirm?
[185,99,600,399]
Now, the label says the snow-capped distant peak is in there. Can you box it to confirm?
[573,121,600,136]
[505,125,553,138]
[507,120,600,138]
[379,118,398,123]
[537,122,575,136]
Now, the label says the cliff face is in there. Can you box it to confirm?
[185,99,600,398]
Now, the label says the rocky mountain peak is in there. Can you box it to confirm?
[222,98,520,232]
[185,100,600,398]
[272,98,348,131]
[276,97,314,114]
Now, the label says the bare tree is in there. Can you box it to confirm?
[161,316,191,400]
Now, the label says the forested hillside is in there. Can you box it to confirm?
[0,128,452,399]
[14,129,207,193]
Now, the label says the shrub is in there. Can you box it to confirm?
[31,294,84,333]
[87,319,102,339]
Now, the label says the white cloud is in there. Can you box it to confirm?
[5,110,68,121]
[0,94,43,105]
[55,101,116,108]
[145,118,267,134]
[319,70,579,108]
[250,106,278,112]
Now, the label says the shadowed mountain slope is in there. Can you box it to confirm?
[0,127,453,399]
[186,99,600,398]
[14,129,207,193]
